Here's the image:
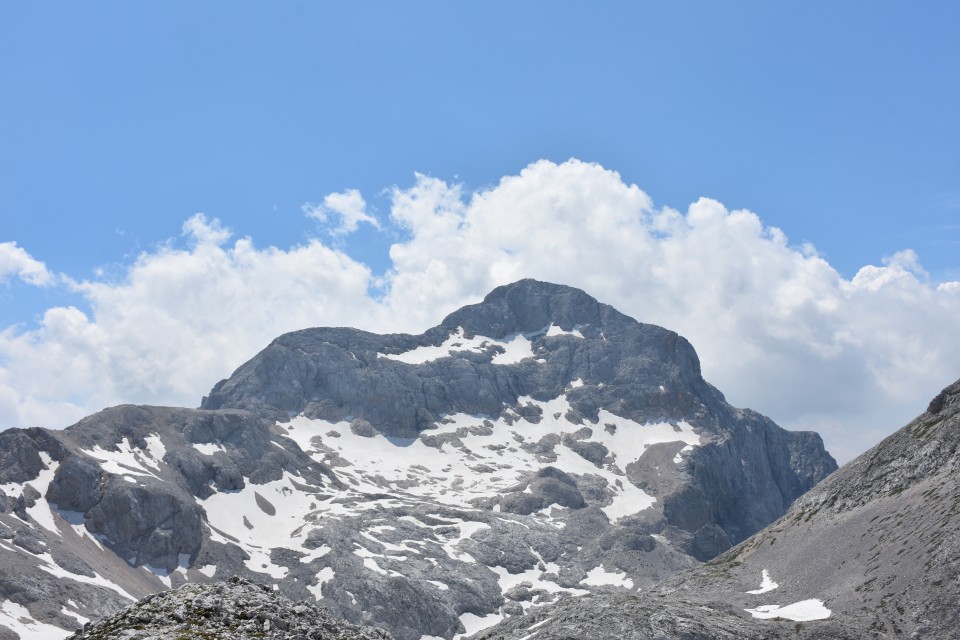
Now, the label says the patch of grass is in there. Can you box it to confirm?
[913,418,941,440]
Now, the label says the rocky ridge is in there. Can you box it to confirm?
[0,280,838,640]
[68,575,391,640]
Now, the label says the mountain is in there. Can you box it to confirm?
[0,279,836,640]
[474,377,960,639]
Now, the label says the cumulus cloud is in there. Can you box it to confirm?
[1,159,958,464]
[0,241,54,286]
[0,215,379,429]
[380,160,960,462]
[303,189,381,236]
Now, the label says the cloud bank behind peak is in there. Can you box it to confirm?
[3,159,957,463]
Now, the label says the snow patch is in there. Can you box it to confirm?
[490,565,587,599]
[299,544,332,563]
[61,605,90,626]
[672,444,694,465]
[581,565,634,589]
[745,599,831,621]
[380,327,535,365]
[545,324,584,338]
[354,546,403,577]
[81,438,162,480]
[491,333,537,365]
[517,616,554,640]
[0,600,71,640]
[456,611,504,639]
[141,435,166,473]
[307,567,335,600]
[37,559,138,601]
[144,564,172,588]
[746,569,779,594]
[24,453,62,534]
[194,442,226,456]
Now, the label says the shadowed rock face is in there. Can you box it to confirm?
[479,378,960,640]
[0,279,838,640]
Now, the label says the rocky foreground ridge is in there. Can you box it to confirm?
[68,576,391,640]
[0,280,837,640]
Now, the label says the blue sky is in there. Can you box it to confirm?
[1,2,958,462]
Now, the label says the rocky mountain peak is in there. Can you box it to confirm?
[201,279,707,435]
[442,279,619,334]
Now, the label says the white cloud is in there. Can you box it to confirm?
[304,189,381,236]
[182,213,232,246]
[0,241,54,286]
[381,160,960,462]
[1,159,959,464]
[0,215,378,428]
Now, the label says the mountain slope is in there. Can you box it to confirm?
[680,377,960,637]
[0,280,837,640]
[476,378,960,639]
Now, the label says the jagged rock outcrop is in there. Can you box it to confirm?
[68,575,392,639]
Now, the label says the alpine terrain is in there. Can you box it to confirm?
[473,378,960,639]
[0,279,837,639]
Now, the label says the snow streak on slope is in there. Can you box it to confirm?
[0,600,70,640]
[745,599,831,621]
[746,569,778,594]
[379,325,584,366]
[81,438,164,483]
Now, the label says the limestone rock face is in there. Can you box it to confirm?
[479,378,960,640]
[68,575,392,640]
[203,280,836,556]
[0,279,838,640]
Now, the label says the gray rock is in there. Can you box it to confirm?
[67,575,392,639]
[0,279,840,640]
[202,279,836,554]
[482,378,960,639]
[469,591,864,640]
[0,430,45,485]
